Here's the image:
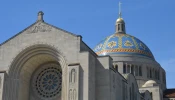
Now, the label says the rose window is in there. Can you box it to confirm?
[31,63,62,99]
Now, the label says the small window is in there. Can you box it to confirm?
[139,66,142,76]
[123,64,126,73]
[127,65,130,73]
[118,24,120,31]
[122,24,125,31]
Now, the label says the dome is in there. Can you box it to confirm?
[142,80,157,87]
[116,18,125,23]
[93,33,154,59]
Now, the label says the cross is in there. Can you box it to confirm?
[119,1,122,18]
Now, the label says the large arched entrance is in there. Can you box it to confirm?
[7,44,68,100]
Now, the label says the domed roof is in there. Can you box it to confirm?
[93,33,154,59]
[142,80,157,87]
[116,18,125,23]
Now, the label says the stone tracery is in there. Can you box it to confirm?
[31,63,62,99]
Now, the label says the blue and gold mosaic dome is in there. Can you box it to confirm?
[94,33,154,59]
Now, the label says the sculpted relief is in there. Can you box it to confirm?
[69,69,76,84]
[27,22,52,33]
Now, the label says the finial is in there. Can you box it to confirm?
[37,11,44,22]
[119,2,122,18]
[115,2,126,34]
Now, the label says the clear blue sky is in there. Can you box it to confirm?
[0,0,174,88]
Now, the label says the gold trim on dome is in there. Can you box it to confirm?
[96,48,153,58]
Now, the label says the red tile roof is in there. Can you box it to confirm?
[164,89,175,98]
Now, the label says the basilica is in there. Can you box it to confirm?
[0,8,174,100]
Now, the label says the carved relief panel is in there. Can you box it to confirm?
[68,64,79,100]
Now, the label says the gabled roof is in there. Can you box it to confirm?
[0,11,79,46]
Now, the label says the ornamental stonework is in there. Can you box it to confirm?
[27,22,52,33]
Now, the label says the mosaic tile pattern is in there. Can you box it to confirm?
[94,33,154,59]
